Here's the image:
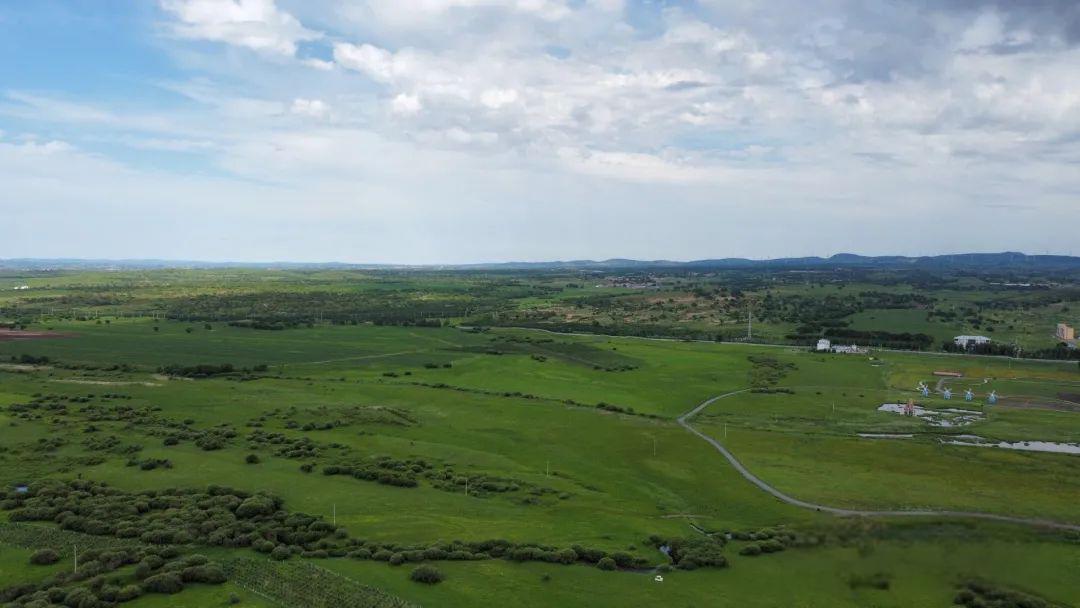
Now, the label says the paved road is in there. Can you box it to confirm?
[677,390,1080,532]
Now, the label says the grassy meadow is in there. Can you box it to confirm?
[1,269,1079,607]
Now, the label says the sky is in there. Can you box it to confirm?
[2,0,1079,264]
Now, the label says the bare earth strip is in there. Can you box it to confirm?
[678,390,1080,532]
[0,329,74,341]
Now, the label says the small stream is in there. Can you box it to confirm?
[942,436,1080,455]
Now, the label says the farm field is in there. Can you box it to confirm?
[1,268,1079,607]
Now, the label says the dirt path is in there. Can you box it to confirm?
[677,390,1080,532]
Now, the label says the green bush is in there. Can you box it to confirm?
[116,585,142,601]
[739,544,762,556]
[142,572,184,594]
[596,557,617,571]
[29,548,61,565]
[410,565,445,584]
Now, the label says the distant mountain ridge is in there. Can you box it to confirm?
[1,252,1078,271]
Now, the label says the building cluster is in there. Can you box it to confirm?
[815,339,867,355]
[953,335,991,348]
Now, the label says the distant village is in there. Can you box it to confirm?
[816,320,1077,354]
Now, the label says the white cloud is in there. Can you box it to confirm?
[479,88,519,109]
[332,43,398,81]
[290,98,330,118]
[391,93,422,116]
[160,0,321,56]
[8,0,1080,261]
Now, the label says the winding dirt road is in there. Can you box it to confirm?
[677,390,1080,532]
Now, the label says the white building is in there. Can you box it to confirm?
[832,344,866,354]
[953,335,991,348]
[816,339,831,352]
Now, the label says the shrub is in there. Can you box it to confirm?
[116,585,142,601]
[245,454,260,464]
[555,548,578,564]
[142,572,184,594]
[30,548,61,565]
[410,565,445,584]
[739,544,762,556]
[270,546,291,561]
[235,495,276,518]
[389,552,406,566]
[372,549,393,561]
[596,557,617,571]
[181,563,227,584]
[63,587,98,607]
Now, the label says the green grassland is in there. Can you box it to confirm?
[1,269,1079,607]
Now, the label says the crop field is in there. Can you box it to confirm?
[1,268,1078,607]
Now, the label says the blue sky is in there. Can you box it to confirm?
[3,1,1079,263]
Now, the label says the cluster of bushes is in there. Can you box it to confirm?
[192,428,237,451]
[954,579,1049,608]
[1,482,661,577]
[595,402,637,415]
[319,454,564,500]
[731,527,799,556]
[823,328,934,350]
[157,363,267,378]
[749,387,796,394]
[593,364,638,372]
[157,363,238,378]
[162,289,487,329]
[84,435,142,456]
[12,354,51,365]
[18,437,67,455]
[1,544,227,606]
[331,539,651,571]
[247,430,324,459]
[0,481,344,557]
[403,380,663,420]
[747,355,797,388]
[322,460,424,488]
[125,458,173,471]
[649,536,729,570]
[228,320,291,330]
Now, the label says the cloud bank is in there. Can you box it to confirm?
[2,0,1078,262]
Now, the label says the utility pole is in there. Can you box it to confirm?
[652,436,657,457]
[73,545,78,574]
[332,504,336,525]
[546,460,550,477]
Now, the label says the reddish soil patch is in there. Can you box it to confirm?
[0,329,74,342]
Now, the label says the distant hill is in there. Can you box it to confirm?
[2,252,1078,272]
